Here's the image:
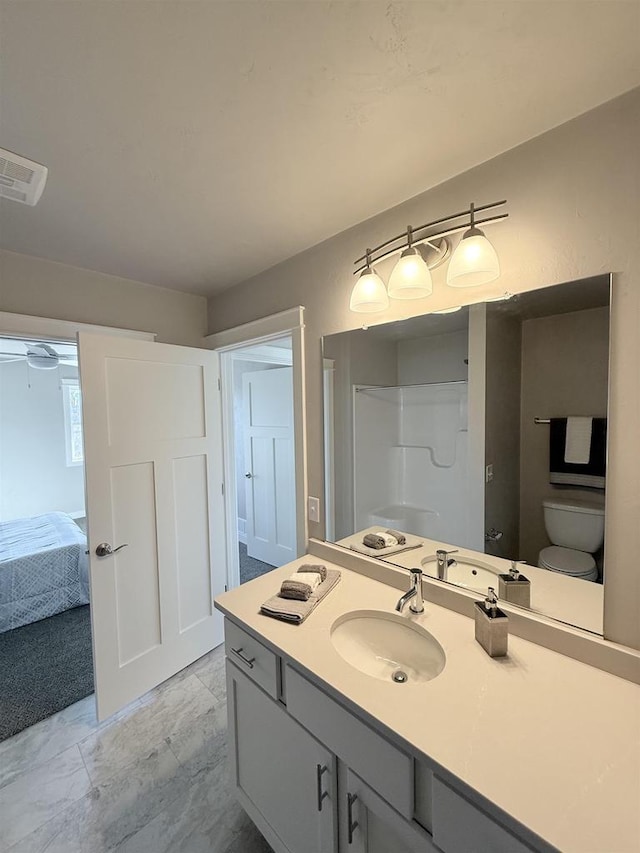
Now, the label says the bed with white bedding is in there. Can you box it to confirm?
[0,512,89,633]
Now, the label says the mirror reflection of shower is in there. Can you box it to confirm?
[353,380,473,548]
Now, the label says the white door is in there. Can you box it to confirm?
[78,333,225,720]
[243,367,295,567]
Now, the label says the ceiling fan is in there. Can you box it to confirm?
[0,342,76,370]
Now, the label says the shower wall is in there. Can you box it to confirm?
[354,381,473,547]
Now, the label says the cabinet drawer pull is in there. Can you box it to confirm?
[316,763,329,812]
[231,647,255,669]
[347,792,359,844]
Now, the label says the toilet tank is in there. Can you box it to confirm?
[543,498,605,552]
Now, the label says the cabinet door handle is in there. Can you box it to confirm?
[316,763,329,812]
[230,647,255,669]
[347,792,359,844]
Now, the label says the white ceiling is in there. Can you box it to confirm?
[1,1,639,297]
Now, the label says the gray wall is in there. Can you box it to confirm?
[397,330,468,385]
[206,88,640,650]
[484,312,522,561]
[0,250,207,347]
[0,361,85,520]
[519,306,610,566]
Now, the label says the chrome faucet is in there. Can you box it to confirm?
[395,568,424,614]
[436,548,458,581]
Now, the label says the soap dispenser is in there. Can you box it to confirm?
[498,560,531,609]
[474,587,508,657]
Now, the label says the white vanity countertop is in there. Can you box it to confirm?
[215,557,640,853]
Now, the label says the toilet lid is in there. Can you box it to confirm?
[540,546,595,574]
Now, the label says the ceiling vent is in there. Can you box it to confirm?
[0,148,48,206]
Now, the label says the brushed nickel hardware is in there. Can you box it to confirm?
[95,542,128,557]
[316,764,329,812]
[231,647,255,669]
[395,567,425,614]
[347,792,359,844]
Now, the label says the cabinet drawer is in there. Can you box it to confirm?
[432,778,535,853]
[285,665,413,818]
[225,619,279,699]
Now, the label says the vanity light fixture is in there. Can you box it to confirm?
[349,249,389,313]
[446,203,500,288]
[387,226,433,300]
[350,200,508,314]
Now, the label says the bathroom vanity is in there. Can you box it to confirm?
[214,545,640,853]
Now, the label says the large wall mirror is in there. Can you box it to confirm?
[322,275,611,635]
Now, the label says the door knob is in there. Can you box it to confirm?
[95,542,128,557]
[244,472,253,479]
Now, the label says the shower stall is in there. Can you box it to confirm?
[353,380,476,548]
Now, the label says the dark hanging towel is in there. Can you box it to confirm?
[549,418,606,489]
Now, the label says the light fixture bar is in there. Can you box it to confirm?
[353,199,507,267]
[353,211,508,276]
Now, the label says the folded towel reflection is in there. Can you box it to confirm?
[385,528,406,545]
[261,570,342,624]
[363,531,399,549]
[297,563,328,582]
[349,528,423,558]
[280,571,322,601]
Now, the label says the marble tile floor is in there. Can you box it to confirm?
[0,645,273,853]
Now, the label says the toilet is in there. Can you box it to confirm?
[538,498,605,582]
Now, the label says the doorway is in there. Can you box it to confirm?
[0,336,91,740]
[210,306,308,589]
[221,337,297,586]
[0,314,159,731]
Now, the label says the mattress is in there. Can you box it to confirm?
[0,512,89,633]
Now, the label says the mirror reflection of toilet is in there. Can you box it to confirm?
[538,498,605,582]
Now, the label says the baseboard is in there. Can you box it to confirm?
[238,517,247,545]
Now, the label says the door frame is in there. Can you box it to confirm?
[0,311,156,344]
[205,307,307,589]
[323,358,335,542]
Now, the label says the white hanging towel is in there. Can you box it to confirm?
[564,417,593,464]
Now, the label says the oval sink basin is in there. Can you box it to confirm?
[330,610,446,684]
[422,554,501,592]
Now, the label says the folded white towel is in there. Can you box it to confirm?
[565,417,593,464]
[288,570,321,592]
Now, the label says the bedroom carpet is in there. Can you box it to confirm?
[0,605,94,742]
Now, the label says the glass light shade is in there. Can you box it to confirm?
[387,248,433,300]
[349,267,389,313]
[447,229,500,288]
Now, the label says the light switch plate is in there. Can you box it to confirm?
[308,496,320,523]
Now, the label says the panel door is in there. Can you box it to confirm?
[242,367,295,566]
[227,661,336,853]
[78,333,225,720]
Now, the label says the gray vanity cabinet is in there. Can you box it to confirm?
[226,661,336,853]
[227,656,431,853]
[224,618,549,853]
